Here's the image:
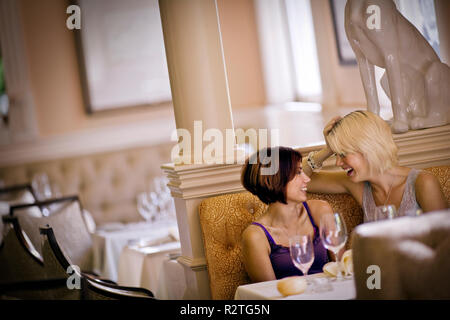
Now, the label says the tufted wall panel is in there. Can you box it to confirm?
[0,144,172,225]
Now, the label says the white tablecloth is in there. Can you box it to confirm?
[117,241,186,299]
[235,273,356,300]
[158,259,186,300]
[92,219,179,282]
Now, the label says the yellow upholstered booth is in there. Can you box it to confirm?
[199,191,363,300]
[423,166,450,205]
[198,166,449,300]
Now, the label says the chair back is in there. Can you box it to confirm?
[0,184,36,204]
[198,191,364,299]
[352,209,450,299]
[11,196,93,271]
[40,225,154,300]
[0,184,39,243]
[0,216,45,284]
[199,192,267,300]
[0,216,67,299]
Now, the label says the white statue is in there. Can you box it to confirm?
[345,0,450,133]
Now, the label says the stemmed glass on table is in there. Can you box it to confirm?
[375,205,397,221]
[137,176,176,223]
[289,234,316,292]
[320,212,348,280]
[137,192,157,222]
[31,172,61,216]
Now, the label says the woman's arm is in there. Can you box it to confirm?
[241,226,276,283]
[302,157,350,194]
[301,117,354,195]
[415,172,448,213]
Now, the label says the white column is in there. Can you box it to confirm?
[158,0,237,299]
[159,0,234,162]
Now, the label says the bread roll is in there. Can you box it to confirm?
[277,276,307,296]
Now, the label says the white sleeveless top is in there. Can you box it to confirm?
[362,169,422,222]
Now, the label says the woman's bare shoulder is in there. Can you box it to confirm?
[306,199,332,212]
[415,170,442,190]
[305,199,333,224]
[242,222,267,243]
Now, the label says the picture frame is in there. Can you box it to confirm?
[74,0,172,113]
[329,0,357,65]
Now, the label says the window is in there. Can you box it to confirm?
[254,0,322,105]
[284,0,322,101]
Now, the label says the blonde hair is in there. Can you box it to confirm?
[326,110,398,174]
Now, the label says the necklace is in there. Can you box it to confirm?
[383,175,397,206]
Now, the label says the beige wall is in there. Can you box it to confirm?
[217,0,266,110]
[18,0,266,138]
[310,0,366,109]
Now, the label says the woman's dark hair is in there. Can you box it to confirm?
[241,146,302,205]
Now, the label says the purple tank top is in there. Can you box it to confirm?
[252,202,329,279]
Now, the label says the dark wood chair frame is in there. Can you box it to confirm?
[0,216,68,296]
[39,226,155,300]
[0,184,37,200]
[8,195,118,282]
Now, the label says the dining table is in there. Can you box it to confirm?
[117,241,186,299]
[91,218,179,282]
[234,273,356,300]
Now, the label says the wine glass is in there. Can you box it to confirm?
[404,208,423,217]
[31,172,54,216]
[320,212,348,280]
[31,173,53,201]
[289,234,315,291]
[137,192,156,222]
[375,205,397,221]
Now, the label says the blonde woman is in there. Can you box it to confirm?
[303,110,448,222]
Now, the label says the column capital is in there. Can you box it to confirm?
[161,162,245,200]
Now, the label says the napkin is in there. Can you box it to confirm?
[277,276,307,296]
[341,249,353,275]
[323,249,353,277]
[168,226,180,241]
[133,235,174,248]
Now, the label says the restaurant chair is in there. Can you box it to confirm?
[10,196,94,273]
[352,209,450,299]
[40,225,155,300]
[198,191,363,299]
[0,184,37,204]
[0,216,67,299]
[0,184,40,243]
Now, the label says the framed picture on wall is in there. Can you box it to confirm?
[75,0,172,113]
[329,0,357,65]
